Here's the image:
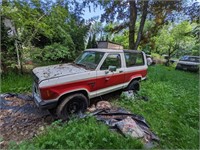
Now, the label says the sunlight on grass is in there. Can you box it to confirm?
[116,65,199,149]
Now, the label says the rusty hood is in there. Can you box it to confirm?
[32,63,88,82]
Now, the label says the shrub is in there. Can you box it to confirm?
[42,43,74,62]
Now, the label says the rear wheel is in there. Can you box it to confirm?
[126,80,140,92]
[56,93,88,121]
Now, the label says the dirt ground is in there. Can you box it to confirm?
[0,96,54,148]
[0,91,122,148]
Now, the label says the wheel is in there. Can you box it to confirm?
[126,80,140,92]
[56,93,88,120]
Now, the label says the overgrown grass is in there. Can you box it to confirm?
[116,65,199,149]
[2,65,199,149]
[9,117,143,149]
[1,72,33,93]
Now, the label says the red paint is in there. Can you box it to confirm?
[40,69,147,100]
[125,69,147,82]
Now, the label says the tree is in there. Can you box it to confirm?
[84,0,182,50]
[153,21,196,65]
[112,30,129,49]
[1,0,90,73]
[86,35,92,48]
[183,0,200,23]
[91,34,97,48]
[1,16,16,73]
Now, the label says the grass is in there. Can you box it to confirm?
[1,72,33,93]
[9,117,143,149]
[2,65,199,149]
[116,65,199,149]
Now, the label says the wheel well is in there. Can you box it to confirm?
[58,90,90,105]
[130,77,141,83]
[126,77,141,88]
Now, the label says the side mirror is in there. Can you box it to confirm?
[108,66,117,72]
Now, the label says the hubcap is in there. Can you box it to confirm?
[67,101,80,114]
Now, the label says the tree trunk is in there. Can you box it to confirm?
[14,40,23,74]
[129,0,137,49]
[166,47,171,66]
[134,1,148,50]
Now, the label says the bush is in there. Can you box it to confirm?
[151,53,161,59]
[42,43,74,61]
[31,43,76,63]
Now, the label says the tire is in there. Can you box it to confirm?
[56,93,88,121]
[126,80,140,92]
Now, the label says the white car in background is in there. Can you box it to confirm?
[175,56,200,72]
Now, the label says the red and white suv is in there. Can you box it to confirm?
[32,49,148,120]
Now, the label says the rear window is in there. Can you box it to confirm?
[125,52,144,67]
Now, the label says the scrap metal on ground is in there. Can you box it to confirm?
[86,101,159,148]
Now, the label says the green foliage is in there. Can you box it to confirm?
[153,21,197,57]
[112,30,129,49]
[1,72,32,93]
[116,65,199,149]
[42,43,74,61]
[86,35,92,49]
[1,16,17,72]
[10,117,143,149]
[151,53,161,59]
[91,34,97,48]
[1,0,89,73]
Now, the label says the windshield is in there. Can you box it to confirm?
[75,51,105,70]
[180,56,200,63]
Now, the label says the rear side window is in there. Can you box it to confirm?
[125,52,144,67]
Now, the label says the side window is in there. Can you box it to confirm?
[125,52,144,67]
[100,54,121,70]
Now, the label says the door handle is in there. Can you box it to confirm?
[119,70,123,73]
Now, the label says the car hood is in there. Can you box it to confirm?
[32,63,88,82]
[178,61,200,65]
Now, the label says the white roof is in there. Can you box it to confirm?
[85,48,141,53]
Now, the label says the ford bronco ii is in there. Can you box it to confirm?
[32,49,147,120]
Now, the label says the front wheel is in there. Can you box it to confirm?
[56,93,88,121]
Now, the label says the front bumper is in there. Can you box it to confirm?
[33,93,57,109]
[176,65,199,72]
[33,84,57,109]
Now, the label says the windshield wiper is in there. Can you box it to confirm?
[75,63,87,69]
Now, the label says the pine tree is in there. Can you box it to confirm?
[91,34,97,48]
[86,35,92,49]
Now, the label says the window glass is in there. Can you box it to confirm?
[75,51,104,70]
[100,54,121,70]
[180,56,200,63]
[125,52,144,67]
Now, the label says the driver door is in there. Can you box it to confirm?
[96,53,125,96]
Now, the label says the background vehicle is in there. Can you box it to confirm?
[175,56,200,72]
[32,49,148,120]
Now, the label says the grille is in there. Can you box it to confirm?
[180,64,197,68]
[32,71,39,83]
[34,82,39,94]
